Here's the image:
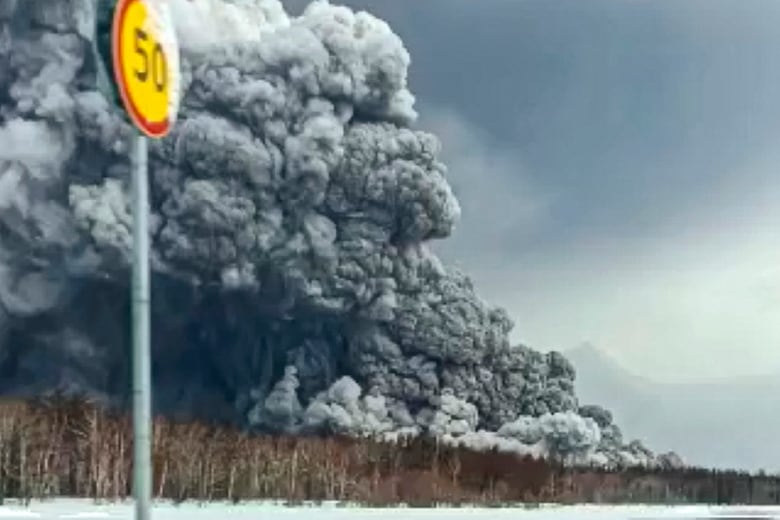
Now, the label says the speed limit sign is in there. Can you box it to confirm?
[111,0,180,138]
[92,3,181,519]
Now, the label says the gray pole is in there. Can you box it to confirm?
[131,133,152,520]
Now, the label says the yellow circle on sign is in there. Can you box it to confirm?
[112,0,180,138]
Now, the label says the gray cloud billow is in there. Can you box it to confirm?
[0,0,680,468]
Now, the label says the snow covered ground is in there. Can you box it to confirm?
[1,501,780,520]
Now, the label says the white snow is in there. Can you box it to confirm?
[0,508,41,518]
[1,501,780,520]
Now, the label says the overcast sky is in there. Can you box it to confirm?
[286,0,780,383]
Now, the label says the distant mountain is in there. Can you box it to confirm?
[565,343,780,473]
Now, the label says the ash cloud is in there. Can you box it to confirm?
[0,0,678,467]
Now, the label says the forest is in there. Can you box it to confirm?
[0,397,776,507]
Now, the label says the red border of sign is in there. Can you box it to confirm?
[112,0,171,138]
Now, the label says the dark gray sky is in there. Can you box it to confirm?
[286,0,780,382]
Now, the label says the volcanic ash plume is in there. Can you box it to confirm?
[0,0,680,468]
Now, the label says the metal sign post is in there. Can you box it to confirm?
[130,133,151,520]
[96,1,180,518]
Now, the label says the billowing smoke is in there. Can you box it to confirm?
[0,0,680,468]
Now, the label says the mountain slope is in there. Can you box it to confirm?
[566,343,780,473]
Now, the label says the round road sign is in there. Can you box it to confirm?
[111,0,180,138]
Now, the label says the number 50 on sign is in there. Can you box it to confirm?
[112,0,180,138]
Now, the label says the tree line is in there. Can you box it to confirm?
[0,396,777,506]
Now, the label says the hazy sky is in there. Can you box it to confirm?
[285,0,780,382]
